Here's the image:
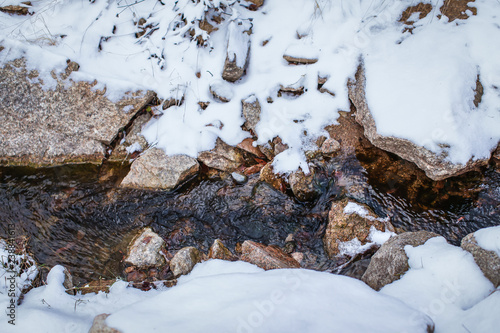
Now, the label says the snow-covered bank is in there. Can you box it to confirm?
[1,0,499,176]
[2,228,500,333]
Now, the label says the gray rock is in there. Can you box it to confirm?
[348,63,489,181]
[170,247,203,277]
[222,20,251,82]
[124,228,166,268]
[461,233,500,287]
[361,231,440,291]
[198,138,245,172]
[0,58,154,167]
[120,149,199,190]
[231,172,248,185]
[241,95,261,134]
[88,314,121,333]
[288,168,321,202]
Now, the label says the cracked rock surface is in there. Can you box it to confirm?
[0,58,154,167]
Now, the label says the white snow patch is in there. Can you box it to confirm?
[474,225,500,257]
[381,236,496,332]
[125,142,143,155]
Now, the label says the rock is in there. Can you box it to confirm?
[320,138,341,155]
[209,80,233,103]
[63,268,75,295]
[283,55,318,65]
[231,172,248,185]
[109,113,151,162]
[461,233,500,287]
[120,149,199,190]
[361,231,440,291]
[198,138,245,172]
[236,138,266,158]
[88,314,121,333]
[124,228,166,268]
[323,199,394,257]
[348,64,488,181]
[241,95,261,134]
[222,20,251,82]
[208,239,237,261]
[288,168,321,202]
[240,240,300,270]
[170,247,203,277]
[339,258,372,280]
[0,58,154,167]
[0,2,31,15]
[247,0,264,9]
[278,84,304,97]
[259,163,286,192]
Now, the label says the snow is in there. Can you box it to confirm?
[338,226,395,257]
[381,236,497,333]
[125,142,143,154]
[0,260,433,333]
[2,1,498,171]
[0,240,38,299]
[474,225,500,257]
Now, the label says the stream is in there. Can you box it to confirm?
[1,153,499,286]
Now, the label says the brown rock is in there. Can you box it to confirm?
[170,247,203,277]
[440,0,476,22]
[247,0,264,8]
[124,228,166,268]
[208,239,237,261]
[120,149,199,190]
[0,2,31,15]
[461,233,500,287]
[259,163,286,192]
[320,138,341,155]
[323,199,394,257]
[198,138,245,172]
[288,168,321,202]
[237,138,266,158]
[0,58,154,167]
[88,314,121,333]
[361,231,440,291]
[348,64,489,181]
[241,240,300,270]
[283,55,318,65]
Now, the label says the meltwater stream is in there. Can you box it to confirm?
[0,155,499,286]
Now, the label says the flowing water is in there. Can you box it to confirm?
[0,154,499,286]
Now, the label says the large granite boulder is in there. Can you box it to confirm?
[461,232,500,288]
[0,58,154,167]
[348,64,489,181]
[120,148,199,190]
[361,231,440,291]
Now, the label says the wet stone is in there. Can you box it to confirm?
[208,239,237,261]
[124,228,166,268]
[240,240,300,270]
[170,247,203,277]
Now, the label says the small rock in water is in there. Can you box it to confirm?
[170,247,203,277]
[231,172,248,185]
[124,228,166,268]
